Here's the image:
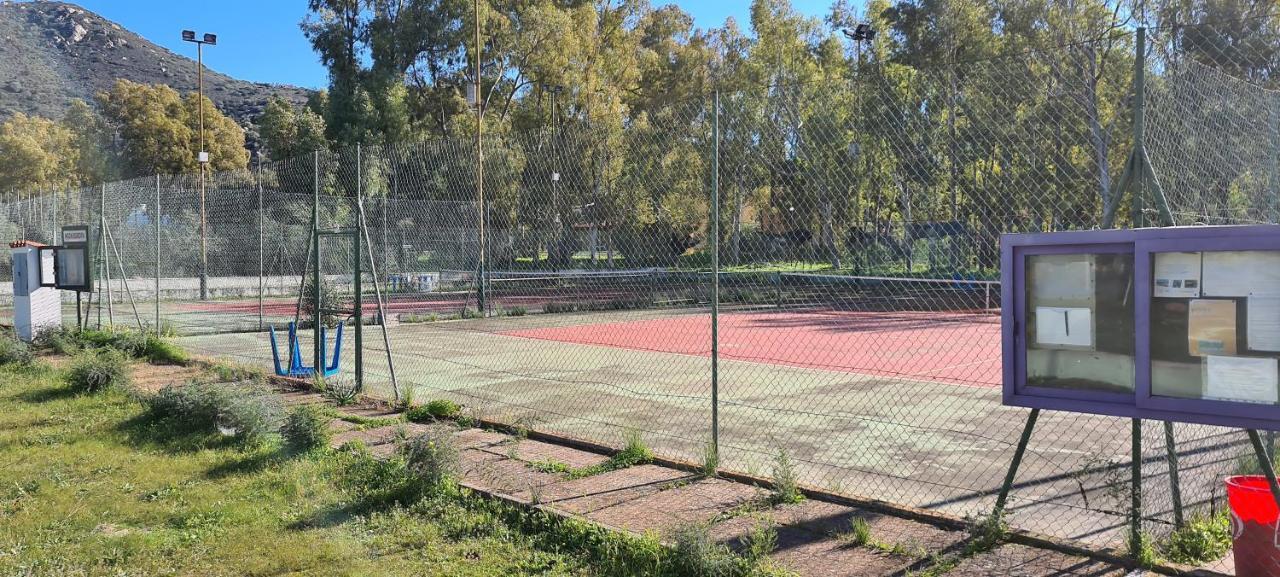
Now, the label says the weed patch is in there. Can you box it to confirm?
[405,398,461,422]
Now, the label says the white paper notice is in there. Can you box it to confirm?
[1154,252,1201,298]
[1248,296,1280,352]
[1030,255,1094,303]
[1206,355,1279,404]
[1035,306,1092,348]
[1203,251,1280,297]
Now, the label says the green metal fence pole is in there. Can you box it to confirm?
[354,143,364,392]
[711,90,721,462]
[313,150,322,378]
[1163,421,1183,527]
[1130,418,1143,559]
[1132,27,1147,229]
[155,175,161,336]
[258,153,265,332]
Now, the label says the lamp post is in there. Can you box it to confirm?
[182,29,216,300]
[841,22,875,72]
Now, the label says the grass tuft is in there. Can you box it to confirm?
[770,448,804,504]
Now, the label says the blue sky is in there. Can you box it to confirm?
[57,1,835,90]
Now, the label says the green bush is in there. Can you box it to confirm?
[67,349,130,393]
[770,448,803,505]
[0,337,34,367]
[405,399,461,423]
[1162,513,1231,564]
[281,404,333,453]
[147,382,283,446]
[32,326,84,355]
[400,425,460,488]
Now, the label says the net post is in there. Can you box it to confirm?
[711,90,721,463]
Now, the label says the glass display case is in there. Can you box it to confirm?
[1003,226,1280,429]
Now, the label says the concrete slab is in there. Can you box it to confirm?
[947,544,1129,577]
[585,477,764,535]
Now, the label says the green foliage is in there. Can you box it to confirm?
[0,336,34,367]
[320,376,360,406]
[0,112,79,191]
[147,382,283,446]
[404,398,461,422]
[96,79,248,176]
[770,448,804,505]
[66,349,130,393]
[281,404,334,453]
[0,362,607,575]
[701,440,719,478]
[841,517,873,547]
[669,522,789,577]
[1127,530,1157,568]
[400,424,460,489]
[1162,514,1231,564]
[535,429,654,480]
[32,326,82,355]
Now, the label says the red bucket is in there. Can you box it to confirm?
[1227,476,1280,576]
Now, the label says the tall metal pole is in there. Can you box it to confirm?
[257,152,265,331]
[312,151,322,377]
[711,90,721,462]
[198,41,209,300]
[354,144,364,392]
[474,0,487,316]
[155,175,161,336]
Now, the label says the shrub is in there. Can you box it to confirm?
[147,382,282,446]
[1162,513,1231,564]
[321,377,360,406]
[281,404,333,453]
[0,337,34,367]
[405,399,461,423]
[32,326,83,355]
[670,523,742,576]
[110,330,150,357]
[400,425,459,488]
[67,349,130,393]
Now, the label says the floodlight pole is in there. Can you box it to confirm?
[182,31,216,301]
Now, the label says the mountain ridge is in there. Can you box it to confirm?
[0,0,311,126]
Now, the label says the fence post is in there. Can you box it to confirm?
[155,175,161,336]
[257,153,265,332]
[354,143,364,392]
[313,150,322,377]
[711,90,721,462]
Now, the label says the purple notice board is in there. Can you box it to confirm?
[1002,225,1280,430]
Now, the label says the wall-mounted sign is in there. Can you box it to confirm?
[1003,225,1280,430]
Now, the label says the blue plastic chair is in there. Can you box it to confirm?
[269,321,344,378]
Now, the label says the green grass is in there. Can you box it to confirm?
[0,364,603,576]
[532,430,654,480]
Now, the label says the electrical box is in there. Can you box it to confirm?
[10,241,61,342]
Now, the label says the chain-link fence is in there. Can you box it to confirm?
[2,19,1277,572]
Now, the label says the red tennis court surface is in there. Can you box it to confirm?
[501,310,1003,387]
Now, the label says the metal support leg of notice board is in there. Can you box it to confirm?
[992,408,1040,521]
[1247,429,1280,510]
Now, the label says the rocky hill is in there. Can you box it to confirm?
[0,0,310,125]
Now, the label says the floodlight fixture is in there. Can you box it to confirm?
[182,30,196,42]
[842,23,876,42]
[203,33,217,45]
